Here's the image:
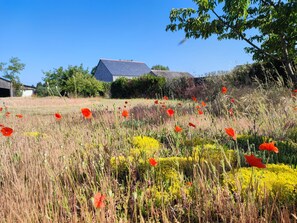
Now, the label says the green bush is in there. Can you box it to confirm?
[65,72,104,97]
[110,77,130,98]
[192,144,236,170]
[110,74,166,99]
[133,74,166,98]
[164,77,198,99]
[224,164,297,205]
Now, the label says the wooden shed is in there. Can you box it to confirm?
[0,77,13,97]
[0,77,36,97]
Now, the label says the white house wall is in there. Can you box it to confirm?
[112,76,135,81]
[22,90,34,97]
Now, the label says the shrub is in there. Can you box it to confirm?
[224,164,297,205]
[110,75,166,99]
[65,72,104,97]
[164,77,198,99]
[192,144,236,170]
[110,77,130,98]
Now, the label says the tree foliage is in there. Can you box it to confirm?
[42,65,104,97]
[151,64,170,70]
[166,0,297,81]
[0,57,25,96]
[110,75,166,99]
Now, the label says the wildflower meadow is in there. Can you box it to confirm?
[0,86,297,222]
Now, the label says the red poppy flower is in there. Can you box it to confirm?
[221,86,227,94]
[166,108,174,117]
[0,124,4,127]
[149,158,158,167]
[16,114,23,118]
[259,142,279,153]
[93,192,106,208]
[0,107,2,112]
[5,112,10,117]
[1,127,13,137]
[198,109,203,115]
[122,109,129,118]
[55,113,62,120]
[189,122,196,128]
[228,108,233,116]
[81,108,92,119]
[244,154,266,168]
[201,101,206,107]
[196,105,201,109]
[230,98,235,103]
[175,125,182,133]
[163,96,168,100]
[225,128,236,140]
[154,100,158,104]
[186,182,193,187]
[192,96,197,102]
[293,89,297,93]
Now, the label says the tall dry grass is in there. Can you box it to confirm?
[0,90,296,222]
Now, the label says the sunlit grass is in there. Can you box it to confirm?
[0,88,296,222]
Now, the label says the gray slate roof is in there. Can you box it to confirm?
[101,59,151,77]
[150,70,193,79]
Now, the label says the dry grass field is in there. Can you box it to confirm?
[0,90,296,222]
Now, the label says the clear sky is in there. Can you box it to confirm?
[0,0,253,86]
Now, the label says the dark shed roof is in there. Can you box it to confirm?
[150,70,193,79]
[0,77,12,89]
[100,59,151,77]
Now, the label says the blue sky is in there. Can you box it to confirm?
[0,0,253,86]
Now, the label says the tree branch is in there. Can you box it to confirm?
[210,9,279,61]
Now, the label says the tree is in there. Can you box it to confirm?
[151,64,170,70]
[43,65,90,96]
[166,0,297,81]
[65,72,104,97]
[91,65,97,76]
[43,64,104,97]
[0,57,25,96]
[35,82,49,97]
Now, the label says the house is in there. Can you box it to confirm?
[21,85,36,97]
[94,59,151,82]
[0,77,35,97]
[150,70,193,79]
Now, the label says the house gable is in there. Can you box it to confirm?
[94,60,113,82]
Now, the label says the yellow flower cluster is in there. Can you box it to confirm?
[130,136,160,158]
[23,131,47,138]
[224,164,297,204]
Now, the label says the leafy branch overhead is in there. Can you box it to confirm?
[166,0,297,78]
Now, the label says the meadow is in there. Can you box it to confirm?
[0,86,296,223]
